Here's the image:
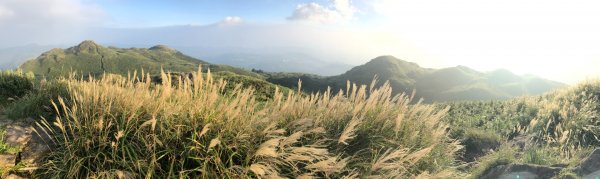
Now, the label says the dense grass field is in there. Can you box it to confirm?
[1,68,599,178]
[442,80,600,177]
[0,68,461,178]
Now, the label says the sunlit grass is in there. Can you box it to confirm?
[33,66,460,178]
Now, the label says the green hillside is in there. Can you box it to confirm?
[264,56,565,102]
[17,41,290,103]
[19,40,261,78]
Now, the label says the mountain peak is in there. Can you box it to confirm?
[149,45,177,53]
[370,55,402,63]
[364,56,421,70]
[71,40,102,54]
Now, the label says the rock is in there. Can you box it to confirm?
[582,170,600,179]
[575,148,600,178]
[480,163,564,179]
[0,118,50,168]
[4,124,33,146]
[19,134,50,166]
[0,154,16,167]
[499,171,537,179]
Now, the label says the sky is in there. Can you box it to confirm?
[0,0,599,83]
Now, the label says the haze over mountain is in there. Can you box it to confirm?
[85,24,362,76]
[199,52,353,76]
[0,45,59,70]
[265,56,564,102]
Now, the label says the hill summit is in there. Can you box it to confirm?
[149,45,177,53]
[69,40,102,54]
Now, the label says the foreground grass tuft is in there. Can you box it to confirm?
[33,67,460,178]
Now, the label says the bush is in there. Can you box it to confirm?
[35,71,460,178]
[520,146,562,165]
[0,70,35,104]
[461,128,502,162]
[5,80,69,119]
[557,168,580,179]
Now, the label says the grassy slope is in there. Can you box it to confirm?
[443,80,600,177]
[445,80,600,150]
[264,56,564,102]
[19,41,261,79]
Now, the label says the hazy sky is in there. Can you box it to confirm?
[0,0,599,83]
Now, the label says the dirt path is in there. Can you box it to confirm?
[0,109,50,178]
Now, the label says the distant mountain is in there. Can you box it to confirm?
[0,45,58,70]
[19,40,261,78]
[264,56,565,102]
[199,52,353,76]
[19,42,564,102]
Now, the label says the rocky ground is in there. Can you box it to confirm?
[0,109,50,179]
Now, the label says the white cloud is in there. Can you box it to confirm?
[287,0,356,24]
[0,6,14,18]
[0,0,107,46]
[220,16,243,25]
[365,0,600,83]
[369,0,399,17]
[332,0,355,18]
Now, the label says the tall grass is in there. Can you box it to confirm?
[34,67,460,178]
[445,80,600,159]
[525,80,600,155]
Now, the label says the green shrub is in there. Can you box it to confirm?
[557,168,580,179]
[520,146,562,165]
[5,80,69,119]
[461,128,502,162]
[0,70,35,104]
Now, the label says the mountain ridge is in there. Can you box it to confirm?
[264,56,565,102]
[19,40,261,78]
[18,41,565,102]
